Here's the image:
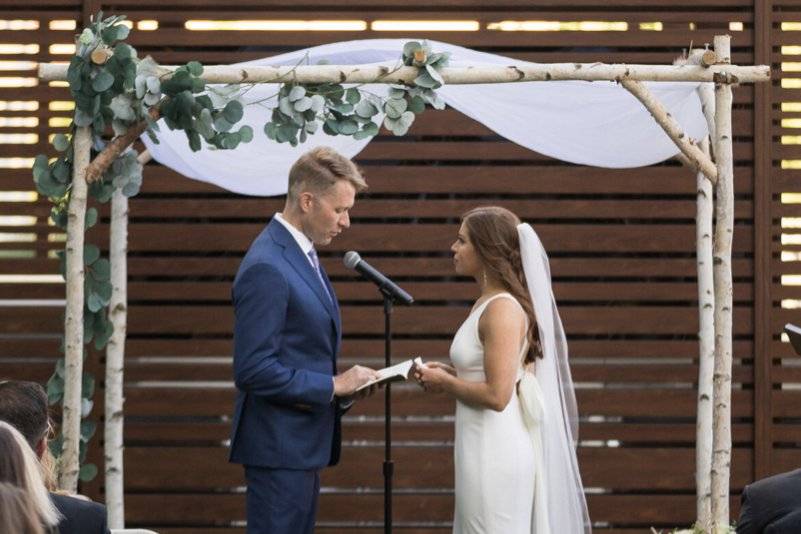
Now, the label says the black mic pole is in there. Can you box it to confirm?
[344,251,412,534]
[383,291,393,534]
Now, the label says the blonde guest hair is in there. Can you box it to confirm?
[287,146,367,201]
[0,421,61,528]
[0,482,45,534]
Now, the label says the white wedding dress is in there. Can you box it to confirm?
[450,292,550,534]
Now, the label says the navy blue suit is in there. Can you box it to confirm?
[230,218,342,533]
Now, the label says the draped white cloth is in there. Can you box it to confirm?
[142,39,708,196]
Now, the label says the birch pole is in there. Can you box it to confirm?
[38,61,770,85]
[695,137,716,532]
[104,186,129,528]
[620,79,717,182]
[710,35,735,532]
[59,126,91,492]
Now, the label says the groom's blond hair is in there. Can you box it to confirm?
[287,146,367,201]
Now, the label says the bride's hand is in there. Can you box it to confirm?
[426,361,456,376]
[414,364,450,393]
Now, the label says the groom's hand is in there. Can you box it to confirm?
[334,365,381,397]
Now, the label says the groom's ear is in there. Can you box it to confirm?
[298,191,314,213]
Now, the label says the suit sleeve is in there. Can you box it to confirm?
[233,263,334,406]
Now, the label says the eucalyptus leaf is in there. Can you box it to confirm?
[305,120,319,134]
[91,258,111,281]
[384,97,407,119]
[74,108,94,127]
[403,41,422,58]
[278,96,294,117]
[46,373,64,405]
[92,69,115,92]
[82,372,96,399]
[113,43,134,61]
[425,64,445,87]
[213,116,233,133]
[121,181,139,197]
[80,398,94,418]
[80,419,97,441]
[362,122,379,136]
[78,28,94,45]
[355,99,378,118]
[408,95,426,114]
[79,463,98,482]
[323,119,339,136]
[293,96,312,112]
[52,134,70,152]
[186,61,203,76]
[84,244,100,265]
[413,70,438,89]
[143,92,161,106]
[288,86,306,102]
[238,125,254,143]
[87,292,104,313]
[331,102,353,114]
[345,88,360,105]
[337,120,359,135]
[85,207,98,229]
[146,76,160,94]
[310,94,325,113]
[32,155,49,181]
[110,94,135,121]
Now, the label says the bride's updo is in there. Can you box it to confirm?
[461,206,542,363]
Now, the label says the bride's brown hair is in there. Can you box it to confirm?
[462,206,541,363]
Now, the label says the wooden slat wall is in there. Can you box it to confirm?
[0,0,796,532]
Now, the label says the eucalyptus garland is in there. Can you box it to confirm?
[32,12,447,483]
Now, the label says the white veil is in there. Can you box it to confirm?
[517,223,592,534]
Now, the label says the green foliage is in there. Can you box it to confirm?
[264,40,447,144]
[36,15,445,488]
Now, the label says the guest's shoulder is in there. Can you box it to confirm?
[50,492,108,534]
[51,491,105,511]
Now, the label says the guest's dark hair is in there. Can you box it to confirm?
[0,381,50,450]
[0,482,45,534]
[462,206,541,363]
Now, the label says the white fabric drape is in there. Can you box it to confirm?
[142,39,708,196]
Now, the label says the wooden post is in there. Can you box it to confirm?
[711,34,735,532]
[59,126,91,492]
[104,187,129,528]
[695,137,715,532]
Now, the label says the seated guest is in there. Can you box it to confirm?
[0,481,46,534]
[0,421,61,531]
[0,380,109,534]
[737,468,801,534]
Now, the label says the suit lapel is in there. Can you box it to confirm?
[319,262,342,339]
[268,220,339,324]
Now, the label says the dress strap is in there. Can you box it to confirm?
[476,293,530,361]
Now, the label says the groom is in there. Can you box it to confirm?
[229,146,380,534]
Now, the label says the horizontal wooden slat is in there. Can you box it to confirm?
[120,445,753,490]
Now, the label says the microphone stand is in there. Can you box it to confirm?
[382,291,394,534]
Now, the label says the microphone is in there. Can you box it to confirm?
[343,251,414,305]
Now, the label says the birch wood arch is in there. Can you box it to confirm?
[37,33,768,533]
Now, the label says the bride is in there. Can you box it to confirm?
[414,206,591,534]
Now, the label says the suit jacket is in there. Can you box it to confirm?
[738,468,801,534]
[50,493,109,534]
[229,218,343,470]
